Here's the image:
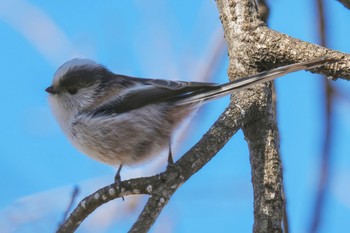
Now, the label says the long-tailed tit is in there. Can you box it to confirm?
[45,57,336,180]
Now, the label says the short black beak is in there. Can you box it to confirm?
[45,86,58,94]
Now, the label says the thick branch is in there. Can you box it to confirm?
[216,0,349,81]
[57,1,347,232]
[216,0,346,232]
[216,1,282,232]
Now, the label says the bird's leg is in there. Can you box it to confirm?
[166,140,181,180]
[167,140,174,165]
[114,164,123,185]
[114,164,125,201]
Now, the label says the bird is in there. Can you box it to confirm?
[45,56,337,182]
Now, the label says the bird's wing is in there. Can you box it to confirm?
[88,77,219,116]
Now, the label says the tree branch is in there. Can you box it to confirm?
[216,0,349,81]
[57,1,348,232]
[57,176,157,233]
[216,1,283,232]
[215,0,346,232]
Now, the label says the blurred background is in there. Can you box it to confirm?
[0,0,349,232]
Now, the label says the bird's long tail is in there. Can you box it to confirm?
[177,56,338,105]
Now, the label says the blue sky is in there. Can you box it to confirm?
[0,1,349,233]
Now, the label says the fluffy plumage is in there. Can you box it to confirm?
[46,57,336,166]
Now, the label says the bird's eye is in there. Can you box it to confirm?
[67,87,78,95]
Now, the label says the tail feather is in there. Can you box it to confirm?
[176,56,338,105]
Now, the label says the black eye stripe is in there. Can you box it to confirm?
[60,68,98,89]
[58,66,105,95]
[57,65,138,96]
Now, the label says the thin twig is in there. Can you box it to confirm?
[310,0,334,232]
[58,186,80,229]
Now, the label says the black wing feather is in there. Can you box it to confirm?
[91,78,219,116]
